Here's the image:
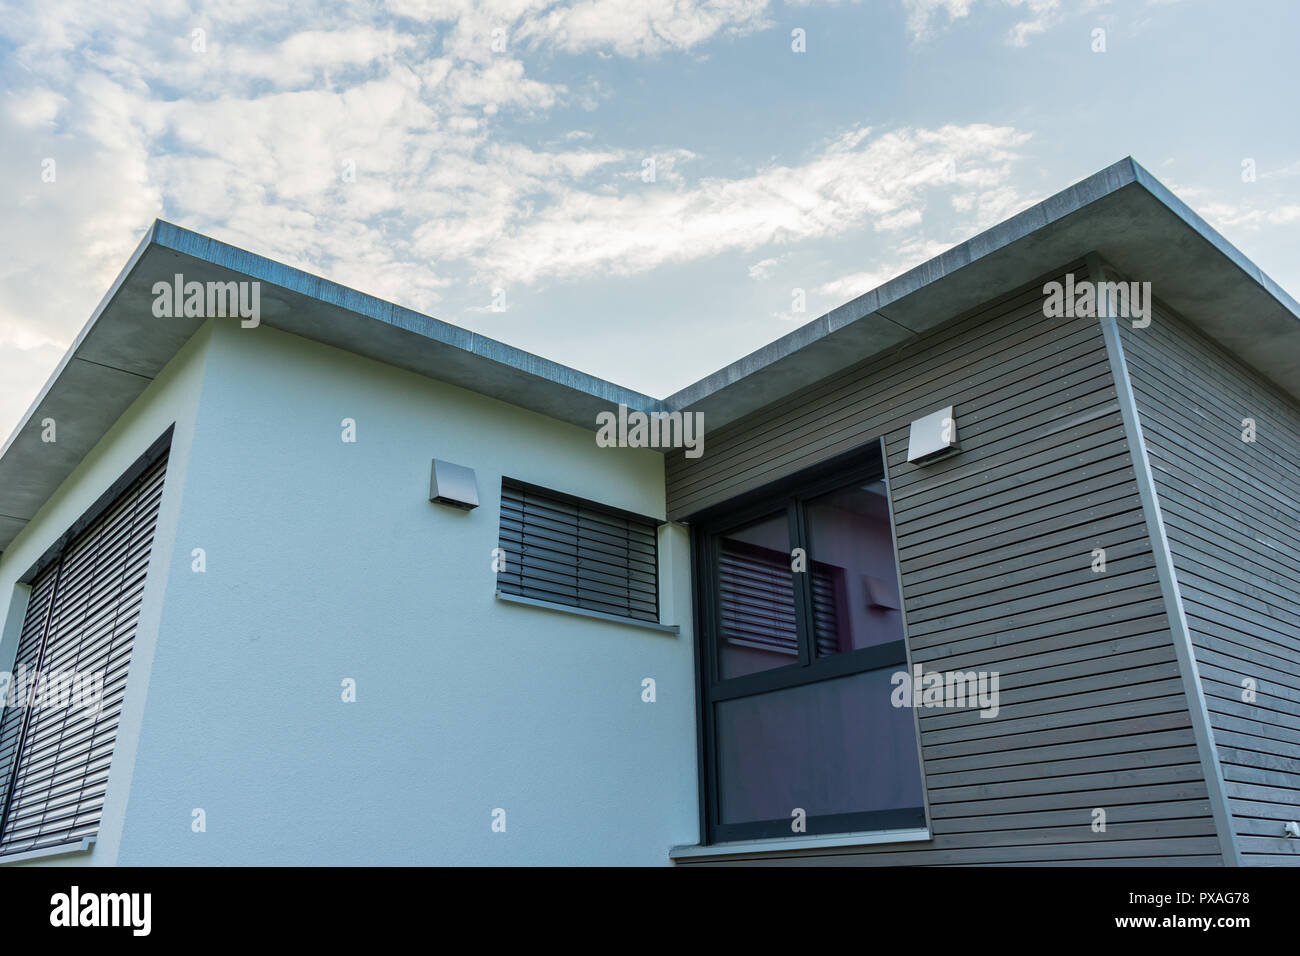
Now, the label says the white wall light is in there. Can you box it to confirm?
[906,406,959,464]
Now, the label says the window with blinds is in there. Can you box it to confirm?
[0,450,168,856]
[496,479,659,623]
[694,442,925,843]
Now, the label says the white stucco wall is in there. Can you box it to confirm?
[109,321,699,864]
[0,323,213,866]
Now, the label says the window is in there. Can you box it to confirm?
[694,441,926,843]
[496,479,660,623]
[0,449,168,856]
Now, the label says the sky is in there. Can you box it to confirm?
[1,0,1297,442]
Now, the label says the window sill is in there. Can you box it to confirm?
[0,836,96,865]
[495,591,680,635]
[669,828,931,861]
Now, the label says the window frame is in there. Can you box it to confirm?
[496,477,663,626]
[690,438,927,844]
[0,433,171,857]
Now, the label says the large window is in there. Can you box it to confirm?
[694,441,925,842]
[0,448,168,856]
[497,478,660,624]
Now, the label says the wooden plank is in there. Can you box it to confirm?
[926,745,1202,789]
[936,799,1212,832]
[922,711,1192,762]
[925,728,1197,775]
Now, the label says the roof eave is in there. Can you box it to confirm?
[2,156,1297,557]
[664,156,1300,426]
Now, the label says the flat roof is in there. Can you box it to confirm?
[2,156,1297,554]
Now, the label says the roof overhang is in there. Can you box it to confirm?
[664,157,1300,425]
[0,222,659,554]
[1,157,1297,555]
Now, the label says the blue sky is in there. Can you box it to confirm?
[2,0,1297,440]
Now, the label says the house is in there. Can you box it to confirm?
[0,157,1296,866]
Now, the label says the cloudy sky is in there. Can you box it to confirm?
[2,0,1297,440]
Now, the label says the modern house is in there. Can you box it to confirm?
[0,157,1297,867]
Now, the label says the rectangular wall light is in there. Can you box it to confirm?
[907,406,958,464]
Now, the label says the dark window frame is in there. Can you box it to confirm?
[0,433,172,856]
[496,477,662,624]
[690,439,927,843]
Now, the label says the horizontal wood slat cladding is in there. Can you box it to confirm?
[1119,299,1300,866]
[670,265,1222,865]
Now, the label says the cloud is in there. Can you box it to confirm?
[1197,202,1300,229]
[384,0,773,60]
[220,27,421,88]
[1260,158,1300,181]
[1161,172,1300,233]
[0,0,1038,443]
[902,0,1077,45]
[902,0,976,38]
[6,88,68,129]
[0,82,162,356]
[816,237,956,299]
[1003,0,1061,46]
[520,0,774,56]
[817,268,900,300]
[950,183,1032,228]
[473,124,1029,283]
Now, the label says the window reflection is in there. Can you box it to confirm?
[716,513,796,680]
[803,480,905,657]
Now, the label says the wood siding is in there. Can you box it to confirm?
[669,264,1225,865]
[1119,301,1300,866]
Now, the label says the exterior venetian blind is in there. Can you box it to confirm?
[0,451,168,855]
[497,480,659,623]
